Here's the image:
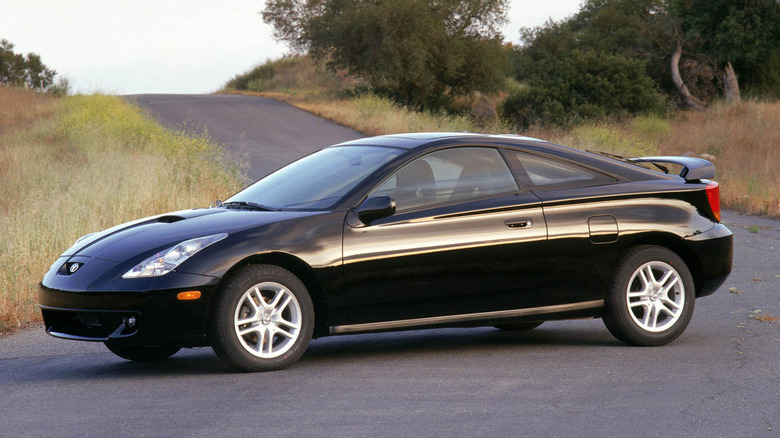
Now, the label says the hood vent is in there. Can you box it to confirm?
[157,215,186,223]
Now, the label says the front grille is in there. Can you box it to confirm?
[41,308,140,341]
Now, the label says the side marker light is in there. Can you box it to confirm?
[177,291,202,301]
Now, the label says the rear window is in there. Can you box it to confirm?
[514,151,617,188]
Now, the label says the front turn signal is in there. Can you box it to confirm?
[177,291,202,301]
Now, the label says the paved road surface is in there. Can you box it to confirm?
[1,95,777,437]
[126,94,363,181]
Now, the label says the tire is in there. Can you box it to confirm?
[603,245,695,346]
[494,321,544,331]
[209,265,314,372]
[104,342,181,361]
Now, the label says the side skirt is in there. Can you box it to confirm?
[329,299,604,335]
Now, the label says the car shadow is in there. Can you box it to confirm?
[17,323,622,381]
[302,323,620,363]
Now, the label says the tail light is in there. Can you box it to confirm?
[705,181,721,222]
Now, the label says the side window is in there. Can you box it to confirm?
[515,152,616,187]
[370,147,519,211]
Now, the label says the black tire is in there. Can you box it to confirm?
[494,321,544,331]
[209,264,314,372]
[603,245,695,346]
[104,342,181,361]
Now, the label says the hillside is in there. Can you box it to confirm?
[224,56,779,218]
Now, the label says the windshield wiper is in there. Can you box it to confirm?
[222,201,277,211]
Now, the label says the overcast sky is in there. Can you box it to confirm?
[0,0,582,94]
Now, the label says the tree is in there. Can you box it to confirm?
[263,0,510,109]
[510,0,780,117]
[504,49,665,127]
[673,0,780,98]
[0,39,57,91]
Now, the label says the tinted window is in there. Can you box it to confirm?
[228,146,404,210]
[515,152,615,187]
[370,147,518,211]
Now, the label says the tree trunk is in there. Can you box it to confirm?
[723,61,741,104]
[671,45,707,111]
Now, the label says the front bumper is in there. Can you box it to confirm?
[39,271,220,347]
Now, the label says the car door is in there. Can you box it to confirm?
[506,150,623,307]
[342,146,547,325]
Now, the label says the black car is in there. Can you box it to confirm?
[40,133,733,372]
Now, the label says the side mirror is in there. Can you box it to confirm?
[356,196,396,225]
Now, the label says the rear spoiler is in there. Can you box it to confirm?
[629,156,715,181]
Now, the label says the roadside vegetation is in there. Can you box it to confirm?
[224,56,780,218]
[0,88,244,332]
[225,0,779,218]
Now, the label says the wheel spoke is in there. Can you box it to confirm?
[642,306,653,327]
[237,324,259,337]
[657,302,677,317]
[236,316,256,326]
[276,317,301,330]
[276,295,293,313]
[659,276,680,296]
[661,296,682,310]
[274,325,296,339]
[657,269,675,288]
[643,265,656,285]
[259,327,270,354]
[268,288,286,309]
[250,287,266,311]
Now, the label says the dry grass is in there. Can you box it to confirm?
[0,92,244,332]
[0,87,59,133]
[656,102,780,217]
[223,55,364,98]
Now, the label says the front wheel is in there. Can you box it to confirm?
[104,342,181,361]
[209,265,314,372]
[603,246,695,346]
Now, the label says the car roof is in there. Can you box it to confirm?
[335,132,546,150]
[334,132,676,182]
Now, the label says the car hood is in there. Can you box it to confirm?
[64,208,322,262]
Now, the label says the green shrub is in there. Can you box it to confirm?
[503,50,664,128]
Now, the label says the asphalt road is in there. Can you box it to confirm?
[1,95,777,437]
[125,94,363,181]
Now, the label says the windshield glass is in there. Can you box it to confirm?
[226,145,405,210]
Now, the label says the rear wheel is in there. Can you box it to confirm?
[603,246,695,346]
[494,321,544,331]
[210,265,314,372]
[104,343,181,361]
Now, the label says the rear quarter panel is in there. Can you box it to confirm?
[533,180,718,307]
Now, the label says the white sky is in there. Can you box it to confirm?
[0,0,582,94]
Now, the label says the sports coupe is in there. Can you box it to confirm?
[39,133,733,372]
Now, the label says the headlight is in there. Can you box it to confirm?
[122,233,228,278]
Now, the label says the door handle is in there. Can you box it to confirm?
[505,218,533,229]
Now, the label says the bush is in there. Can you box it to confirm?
[503,50,665,128]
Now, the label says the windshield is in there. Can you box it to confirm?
[226,145,405,210]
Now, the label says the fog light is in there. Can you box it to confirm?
[177,291,201,301]
[126,316,137,328]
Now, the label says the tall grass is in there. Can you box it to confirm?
[0,87,58,133]
[223,55,363,98]
[263,88,779,218]
[0,92,244,332]
[657,102,780,217]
